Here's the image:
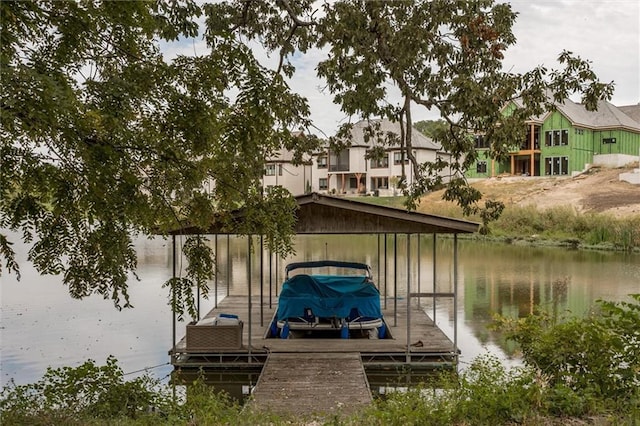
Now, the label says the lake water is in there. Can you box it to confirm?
[1,234,639,387]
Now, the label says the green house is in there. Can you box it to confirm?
[467,99,640,178]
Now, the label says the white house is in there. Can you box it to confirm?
[261,147,313,195]
[262,119,449,196]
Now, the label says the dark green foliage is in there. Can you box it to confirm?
[315,0,612,215]
[493,294,640,414]
[3,304,640,425]
[1,1,316,316]
[361,358,544,426]
[0,233,20,278]
[413,120,447,139]
[476,199,505,235]
[358,356,581,425]
[0,357,285,425]
[0,356,170,424]
[453,357,540,424]
[1,0,614,315]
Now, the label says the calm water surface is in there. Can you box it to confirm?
[1,234,638,387]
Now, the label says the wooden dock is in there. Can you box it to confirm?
[249,352,372,416]
[170,295,456,414]
[171,295,456,369]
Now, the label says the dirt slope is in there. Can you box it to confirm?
[420,165,640,218]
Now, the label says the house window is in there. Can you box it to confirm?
[476,161,487,174]
[329,149,349,172]
[265,164,283,176]
[371,176,389,189]
[545,156,569,175]
[393,151,409,165]
[544,129,569,146]
[319,178,328,190]
[265,164,276,176]
[370,155,389,168]
[474,135,489,149]
[317,155,327,168]
[349,177,358,189]
[526,126,541,149]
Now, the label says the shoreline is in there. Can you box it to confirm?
[449,232,640,254]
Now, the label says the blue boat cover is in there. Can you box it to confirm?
[277,274,382,321]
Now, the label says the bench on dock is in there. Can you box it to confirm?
[186,316,244,351]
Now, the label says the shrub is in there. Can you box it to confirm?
[493,294,640,415]
[0,356,172,424]
[0,358,289,425]
[452,356,544,424]
[358,356,553,426]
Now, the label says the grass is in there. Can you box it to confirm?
[489,206,640,250]
[352,195,640,251]
[346,195,407,208]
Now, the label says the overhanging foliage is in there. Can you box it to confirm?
[1,1,613,314]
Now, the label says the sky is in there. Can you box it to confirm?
[166,0,640,137]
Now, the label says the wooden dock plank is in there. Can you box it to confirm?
[249,352,372,416]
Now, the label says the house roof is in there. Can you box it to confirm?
[169,192,480,235]
[514,95,640,132]
[347,119,442,151]
[618,104,640,125]
[293,192,478,234]
[560,99,640,131]
[266,147,299,163]
[265,131,313,163]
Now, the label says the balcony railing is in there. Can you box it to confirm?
[329,163,350,172]
[509,141,541,152]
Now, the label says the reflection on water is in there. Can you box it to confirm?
[1,234,638,387]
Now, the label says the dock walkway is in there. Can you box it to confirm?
[249,352,372,416]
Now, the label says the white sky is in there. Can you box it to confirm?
[165,0,640,137]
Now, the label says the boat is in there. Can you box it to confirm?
[270,260,387,339]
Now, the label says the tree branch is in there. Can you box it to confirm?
[277,0,314,27]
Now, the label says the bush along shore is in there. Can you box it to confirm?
[356,196,640,252]
[485,205,640,252]
[2,295,638,425]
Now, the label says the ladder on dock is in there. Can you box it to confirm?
[250,352,372,417]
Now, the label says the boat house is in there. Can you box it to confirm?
[167,192,479,413]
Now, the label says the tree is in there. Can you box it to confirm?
[413,120,447,139]
[1,0,317,317]
[315,1,613,212]
[1,0,613,316]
